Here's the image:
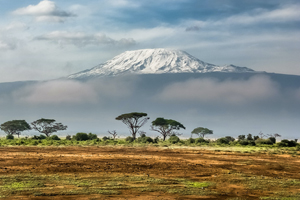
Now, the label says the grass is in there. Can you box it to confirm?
[0,173,218,198]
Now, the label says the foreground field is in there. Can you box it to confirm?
[0,146,300,199]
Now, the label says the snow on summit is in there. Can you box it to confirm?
[67,49,254,79]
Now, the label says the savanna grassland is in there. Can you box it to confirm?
[1,143,300,199]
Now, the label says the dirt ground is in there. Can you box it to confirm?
[0,146,300,199]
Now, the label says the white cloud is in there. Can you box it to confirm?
[12,0,75,22]
[35,31,136,47]
[14,80,98,104]
[156,76,279,104]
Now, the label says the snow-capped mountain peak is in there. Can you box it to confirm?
[67,48,254,79]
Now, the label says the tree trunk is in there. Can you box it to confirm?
[163,135,166,141]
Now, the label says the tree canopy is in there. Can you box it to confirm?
[151,118,185,141]
[191,127,213,138]
[31,118,67,137]
[0,120,31,138]
[115,112,149,140]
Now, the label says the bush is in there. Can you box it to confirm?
[50,135,60,140]
[186,138,195,144]
[66,135,72,140]
[102,136,111,141]
[255,138,273,145]
[154,136,160,143]
[225,136,235,142]
[137,136,154,143]
[217,137,230,145]
[32,135,40,140]
[39,135,47,139]
[6,135,14,140]
[269,137,276,144]
[239,140,249,146]
[169,135,180,144]
[195,138,209,144]
[125,136,134,143]
[73,133,89,141]
[277,139,297,147]
[32,135,47,140]
[88,133,97,140]
[238,140,255,146]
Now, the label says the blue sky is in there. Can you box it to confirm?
[0,0,299,82]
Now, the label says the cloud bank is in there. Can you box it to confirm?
[157,76,279,104]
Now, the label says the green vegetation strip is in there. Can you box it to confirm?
[0,174,217,198]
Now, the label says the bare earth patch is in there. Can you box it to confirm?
[0,146,300,199]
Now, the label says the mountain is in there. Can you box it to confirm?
[67,48,255,79]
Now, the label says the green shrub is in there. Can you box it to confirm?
[6,135,14,140]
[125,136,134,143]
[195,137,209,144]
[39,135,46,139]
[88,133,97,140]
[154,136,160,143]
[137,136,153,143]
[277,139,297,147]
[169,135,180,144]
[49,135,60,140]
[217,137,230,145]
[255,138,273,145]
[73,133,89,141]
[269,137,276,144]
[225,136,235,142]
[102,136,111,141]
[186,138,195,144]
[239,140,249,146]
[66,135,72,140]
[32,135,47,140]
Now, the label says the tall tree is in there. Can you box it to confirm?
[116,112,149,140]
[0,120,31,138]
[191,127,213,139]
[151,118,185,141]
[31,118,67,137]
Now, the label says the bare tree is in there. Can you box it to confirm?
[258,131,265,139]
[267,133,281,139]
[108,130,118,140]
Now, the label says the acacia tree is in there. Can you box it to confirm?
[31,118,67,137]
[151,118,185,141]
[191,127,213,139]
[0,120,31,138]
[115,112,149,140]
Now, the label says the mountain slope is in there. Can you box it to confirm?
[67,48,255,79]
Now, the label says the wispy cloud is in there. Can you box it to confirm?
[35,31,136,47]
[12,0,76,23]
[221,4,300,25]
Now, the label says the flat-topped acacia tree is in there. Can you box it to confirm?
[151,118,185,141]
[31,118,67,137]
[115,112,149,140]
[0,120,31,138]
[191,127,213,139]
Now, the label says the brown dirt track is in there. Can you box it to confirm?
[1,146,300,199]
